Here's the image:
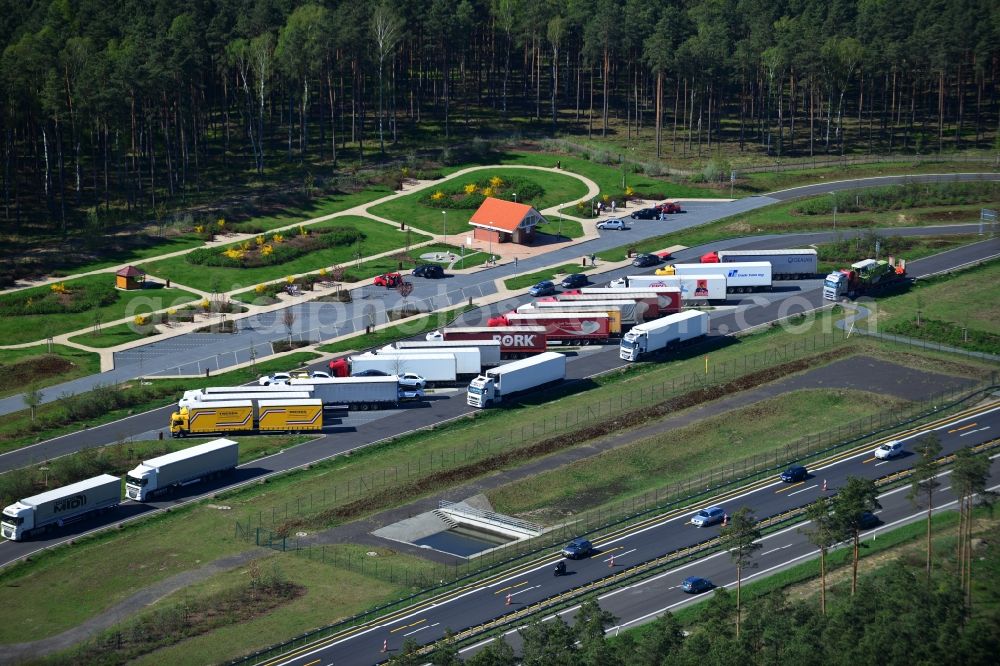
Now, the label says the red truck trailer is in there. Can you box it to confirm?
[537,291,679,318]
[433,326,548,357]
[489,312,616,344]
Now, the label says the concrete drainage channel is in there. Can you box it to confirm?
[374,497,545,558]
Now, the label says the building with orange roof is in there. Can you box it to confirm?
[468,197,545,245]
[115,265,146,290]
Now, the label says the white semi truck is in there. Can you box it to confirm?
[612,275,727,303]
[125,438,239,502]
[376,346,485,375]
[290,376,406,410]
[659,261,773,293]
[350,352,459,384]
[619,311,710,361]
[704,249,817,279]
[178,391,312,410]
[388,340,502,367]
[467,351,566,408]
[1,474,121,541]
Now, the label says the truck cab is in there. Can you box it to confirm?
[1,502,32,540]
[619,329,646,361]
[822,270,850,300]
[466,375,495,408]
[169,408,189,437]
[125,465,156,502]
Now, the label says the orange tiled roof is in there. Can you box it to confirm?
[469,197,534,233]
[115,265,145,277]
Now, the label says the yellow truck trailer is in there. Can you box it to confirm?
[170,399,323,437]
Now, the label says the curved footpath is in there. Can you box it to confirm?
[0,172,997,418]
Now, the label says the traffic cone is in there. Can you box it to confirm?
[609,555,615,568]
[722,513,728,527]
[505,593,512,606]
[822,479,828,492]
[381,639,388,654]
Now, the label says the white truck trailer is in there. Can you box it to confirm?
[711,249,817,279]
[178,391,312,409]
[619,311,710,362]
[388,340,502,367]
[181,384,309,404]
[2,474,121,541]
[518,299,651,325]
[662,261,772,293]
[612,275,727,303]
[467,352,566,408]
[350,352,458,384]
[290,376,404,410]
[125,438,239,502]
[376,346,484,375]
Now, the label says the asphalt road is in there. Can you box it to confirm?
[0,233,996,568]
[3,170,996,417]
[461,453,1000,660]
[261,402,1000,666]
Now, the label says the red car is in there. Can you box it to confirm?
[655,201,684,214]
[373,272,405,287]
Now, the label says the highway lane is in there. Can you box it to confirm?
[262,402,1000,666]
[0,235,994,566]
[463,453,1000,660]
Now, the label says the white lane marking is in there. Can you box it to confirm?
[511,585,540,598]
[404,626,430,637]
[604,548,637,562]
[789,484,818,496]
[760,544,792,557]
[961,426,991,437]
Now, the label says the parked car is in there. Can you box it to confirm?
[874,440,904,459]
[561,538,594,559]
[690,506,725,528]
[631,208,660,220]
[353,369,391,377]
[681,576,714,593]
[780,465,808,482]
[528,281,557,297]
[258,372,292,386]
[412,264,445,279]
[398,388,425,401]
[858,511,881,530]
[632,253,660,268]
[310,370,332,379]
[597,218,629,231]
[374,272,406,287]
[655,202,684,214]
[560,273,589,289]
[425,330,444,341]
[397,372,426,390]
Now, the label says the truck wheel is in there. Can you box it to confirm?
[484,399,493,408]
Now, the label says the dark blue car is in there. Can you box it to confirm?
[681,576,714,593]
[780,465,808,482]
[561,538,594,559]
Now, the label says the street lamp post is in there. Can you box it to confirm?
[831,192,837,231]
[513,192,517,203]
[442,210,447,244]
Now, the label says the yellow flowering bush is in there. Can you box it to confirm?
[254,284,266,294]
[133,314,149,326]
[481,186,494,198]
[200,299,211,310]
[285,275,295,284]
[50,282,68,294]
[272,233,284,244]
[194,224,204,234]
[625,186,635,197]
[318,267,327,277]
[256,235,265,246]
[602,194,611,203]
[223,247,245,261]
[216,218,226,230]
[261,244,274,256]
[489,176,504,188]
[464,183,478,195]
[431,190,445,201]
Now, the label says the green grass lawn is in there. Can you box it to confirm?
[0,345,102,399]
[0,352,321,455]
[230,187,395,232]
[68,321,161,348]
[498,150,713,199]
[138,216,423,293]
[50,233,208,277]
[504,263,594,291]
[486,388,907,519]
[368,167,590,235]
[0,275,200,345]
[534,214,586,239]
